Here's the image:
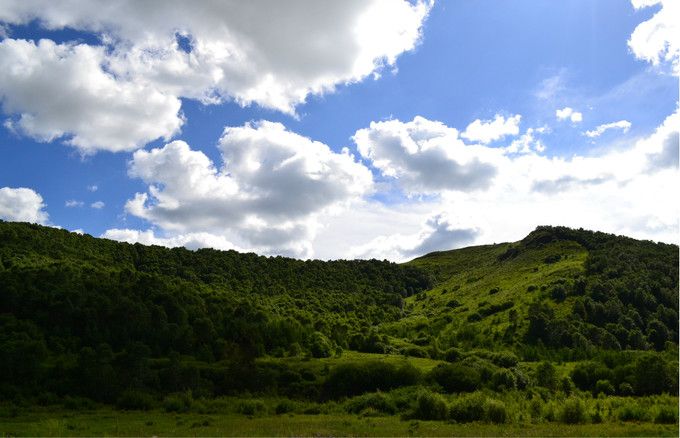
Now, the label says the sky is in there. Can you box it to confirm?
[0,0,678,261]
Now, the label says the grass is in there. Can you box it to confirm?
[388,239,588,351]
[1,408,677,437]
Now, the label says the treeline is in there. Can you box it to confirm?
[0,221,431,402]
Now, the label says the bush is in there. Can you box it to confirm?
[163,392,192,413]
[237,399,267,416]
[346,392,397,415]
[429,363,480,393]
[309,332,333,358]
[412,390,448,421]
[618,403,648,422]
[535,361,558,391]
[486,399,507,424]
[324,361,421,398]
[491,369,516,391]
[116,389,154,411]
[618,382,634,396]
[560,397,587,424]
[275,399,297,415]
[443,347,462,362]
[594,379,615,396]
[449,393,486,423]
[654,406,678,424]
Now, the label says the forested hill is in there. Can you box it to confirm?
[0,221,677,405]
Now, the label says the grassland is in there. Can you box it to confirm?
[2,407,678,437]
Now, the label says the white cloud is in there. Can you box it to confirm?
[0,39,183,153]
[0,0,432,151]
[461,114,521,144]
[87,185,98,192]
[90,201,105,209]
[65,199,84,207]
[353,116,498,194]
[102,228,240,252]
[0,186,48,223]
[629,0,679,75]
[124,121,372,257]
[337,111,678,259]
[585,120,632,138]
[349,213,479,262]
[555,107,583,123]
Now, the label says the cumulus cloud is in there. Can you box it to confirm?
[555,107,583,123]
[353,116,498,194]
[461,114,521,144]
[0,0,431,150]
[87,185,98,192]
[102,228,240,252]
[124,121,372,257]
[0,39,183,153]
[585,120,632,138]
[349,213,479,262]
[642,110,679,171]
[336,111,678,260]
[90,201,105,209]
[629,0,679,74]
[0,186,48,223]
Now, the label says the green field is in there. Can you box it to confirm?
[2,407,678,437]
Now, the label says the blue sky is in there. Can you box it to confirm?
[0,0,678,260]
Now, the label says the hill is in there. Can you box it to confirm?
[0,221,677,433]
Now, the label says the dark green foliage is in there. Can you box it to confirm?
[560,397,587,424]
[162,392,192,413]
[116,389,155,411]
[412,390,448,421]
[449,393,486,422]
[486,399,508,424]
[345,392,397,415]
[323,362,421,399]
[428,363,480,393]
[535,362,558,391]
[0,221,431,401]
[654,406,678,424]
[594,379,615,396]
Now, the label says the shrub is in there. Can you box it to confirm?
[163,392,192,413]
[594,379,615,396]
[443,347,462,362]
[412,390,448,421]
[486,399,507,424]
[116,389,154,411]
[491,369,516,391]
[346,392,397,415]
[324,361,421,398]
[535,361,558,391]
[490,351,519,368]
[618,403,647,422]
[560,397,587,424]
[275,399,296,415]
[618,382,634,396]
[654,406,678,424]
[62,396,95,410]
[238,399,267,416]
[429,363,480,393]
[309,332,333,358]
[449,393,486,423]
[560,376,574,395]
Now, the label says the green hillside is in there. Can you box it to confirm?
[0,221,678,435]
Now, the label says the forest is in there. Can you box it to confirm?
[0,220,677,436]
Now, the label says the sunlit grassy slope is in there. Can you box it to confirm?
[381,236,588,352]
